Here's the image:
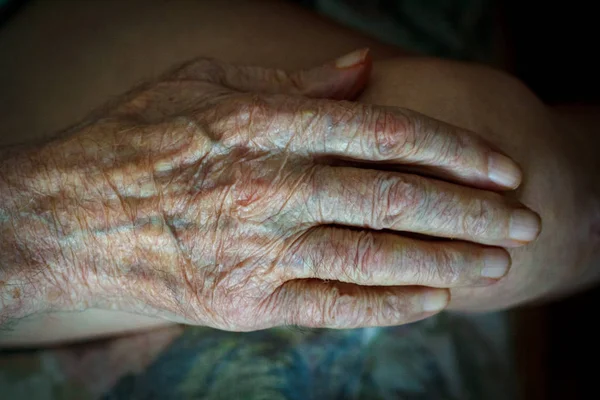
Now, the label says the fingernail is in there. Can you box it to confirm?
[488,152,522,189]
[422,290,449,312]
[481,248,511,278]
[334,48,369,69]
[509,209,541,242]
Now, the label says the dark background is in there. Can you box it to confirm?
[504,4,599,398]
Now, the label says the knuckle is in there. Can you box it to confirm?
[371,108,416,158]
[171,57,224,82]
[432,249,462,285]
[153,117,213,172]
[426,119,464,164]
[343,231,379,282]
[374,174,423,228]
[462,199,494,237]
[327,286,363,328]
[303,229,351,279]
[380,292,410,323]
[210,94,272,144]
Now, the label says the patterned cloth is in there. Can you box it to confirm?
[0,312,518,399]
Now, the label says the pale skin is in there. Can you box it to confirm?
[0,50,541,332]
[363,59,600,311]
[0,0,598,348]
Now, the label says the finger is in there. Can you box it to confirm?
[223,95,522,190]
[306,166,540,246]
[270,280,449,328]
[285,227,511,288]
[115,49,371,121]
[170,48,372,100]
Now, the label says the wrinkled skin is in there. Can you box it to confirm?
[361,59,600,311]
[0,52,542,331]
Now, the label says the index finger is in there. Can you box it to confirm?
[219,95,522,190]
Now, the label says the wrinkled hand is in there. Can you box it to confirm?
[0,50,540,330]
[360,58,598,310]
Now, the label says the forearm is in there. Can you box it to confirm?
[0,141,94,326]
[1,113,230,338]
[0,134,159,327]
[0,129,188,345]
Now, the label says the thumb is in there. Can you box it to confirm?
[172,48,372,100]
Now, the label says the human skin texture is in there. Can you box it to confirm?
[1,1,597,346]
[360,59,600,311]
[0,51,541,334]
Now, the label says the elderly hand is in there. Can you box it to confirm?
[360,58,599,311]
[0,50,540,330]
